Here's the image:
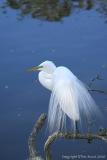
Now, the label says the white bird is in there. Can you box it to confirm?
[28,60,101,133]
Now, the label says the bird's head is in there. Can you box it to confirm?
[27,60,56,74]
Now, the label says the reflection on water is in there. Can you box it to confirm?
[0,0,107,21]
[97,0,107,20]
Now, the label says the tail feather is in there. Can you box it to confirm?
[47,77,102,133]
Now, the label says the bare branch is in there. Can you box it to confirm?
[28,114,107,160]
[44,131,107,160]
[28,113,47,160]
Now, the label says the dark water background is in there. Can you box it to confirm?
[0,0,107,160]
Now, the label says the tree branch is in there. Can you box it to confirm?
[28,113,47,160]
[44,131,107,160]
[28,114,107,160]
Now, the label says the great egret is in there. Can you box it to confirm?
[28,60,101,133]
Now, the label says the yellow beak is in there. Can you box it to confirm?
[27,66,43,72]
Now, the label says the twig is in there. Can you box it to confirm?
[28,113,47,160]
[88,73,107,95]
[88,74,103,88]
[88,89,107,95]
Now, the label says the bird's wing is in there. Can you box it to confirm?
[47,76,80,133]
[47,68,102,133]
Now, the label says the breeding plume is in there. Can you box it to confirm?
[28,61,101,133]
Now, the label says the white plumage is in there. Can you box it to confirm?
[29,60,102,133]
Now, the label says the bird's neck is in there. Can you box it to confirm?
[38,71,53,91]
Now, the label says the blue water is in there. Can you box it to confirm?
[0,2,107,160]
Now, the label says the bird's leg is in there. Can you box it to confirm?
[75,120,79,134]
[86,117,94,134]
